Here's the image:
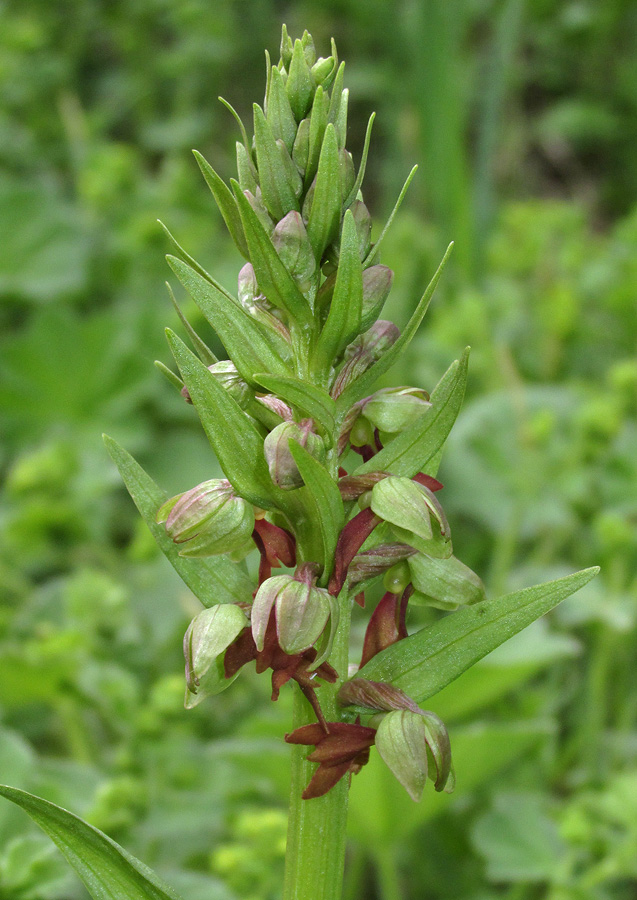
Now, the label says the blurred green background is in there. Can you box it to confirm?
[1,1,636,898]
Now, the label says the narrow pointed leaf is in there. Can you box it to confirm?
[233,185,312,325]
[359,568,600,703]
[305,85,328,187]
[253,105,299,220]
[167,256,292,381]
[354,347,468,478]
[266,66,297,151]
[336,243,454,413]
[363,165,419,267]
[344,112,376,209]
[288,442,344,579]
[218,96,252,156]
[0,786,184,900]
[192,151,249,258]
[158,220,235,301]
[166,281,217,366]
[254,373,336,437]
[103,436,252,606]
[313,209,363,374]
[306,123,341,260]
[327,62,345,126]
[154,360,184,391]
[166,330,276,508]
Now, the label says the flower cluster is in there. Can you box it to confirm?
[143,27,484,802]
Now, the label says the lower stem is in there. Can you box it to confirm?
[283,590,351,900]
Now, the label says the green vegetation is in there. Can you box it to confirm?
[1,3,636,899]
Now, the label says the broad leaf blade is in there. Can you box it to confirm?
[253,373,336,437]
[358,568,599,703]
[233,186,311,325]
[354,349,469,477]
[167,330,276,508]
[288,442,344,580]
[312,209,363,374]
[0,785,184,900]
[167,255,292,381]
[103,435,252,606]
[336,243,453,413]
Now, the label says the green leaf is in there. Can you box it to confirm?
[358,568,599,703]
[288,442,344,580]
[353,348,469,477]
[305,85,328,187]
[363,165,419,267]
[266,66,297,151]
[306,123,341,260]
[103,436,252,606]
[192,151,249,258]
[158,220,236,303]
[167,256,292,382]
[165,281,218,366]
[336,243,454,413]
[344,112,376,209]
[0,785,184,900]
[166,330,276,508]
[253,373,336,438]
[312,209,363,375]
[252,105,299,221]
[232,186,312,326]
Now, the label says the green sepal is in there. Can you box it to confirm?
[267,65,297,151]
[306,123,342,261]
[359,567,600,703]
[192,150,249,258]
[286,38,314,120]
[312,209,363,375]
[0,786,185,900]
[305,85,328,188]
[344,112,376,209]
[165,281,217,366]
[253,104,300,221]
[353,348,468,478]
[336,243,454,414]
[288,441,345,582]
[166,330,276,508]
[167,256,293,381]
[253,372,336,438]
[363,165,419,267]
[233,184,312,326]
[103,436,252,607]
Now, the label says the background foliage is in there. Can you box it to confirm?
[1,1,636,898]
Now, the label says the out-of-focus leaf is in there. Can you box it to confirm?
[0,786,184,900]
[359,568,599,702]
[104,436,252,606]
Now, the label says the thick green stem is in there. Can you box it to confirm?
[283,590,351,900]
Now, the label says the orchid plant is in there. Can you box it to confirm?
[0,26,598,900]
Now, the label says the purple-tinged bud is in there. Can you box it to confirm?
[360,265,394,331]
[348,542,417,587]
[251,573,331,655]
[350,199,372,259]
[272,211,317,293]
[371,476,452,559]
[374,708,453,801]
[332,321,400,400]
[339,149,356,202]
[362,386,430,435]
[207,360,251,409]
[256,394,294,421]
[183,604,249,708]
[238,263,293,347]
[408,553,485,610]
[338,471,388,501]
[156,479,255,557]
[264,420,326,490]
[238,262,259,307]
[338,679,422,715]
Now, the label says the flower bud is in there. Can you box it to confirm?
[360,265,394,331]
[208,361,252,409]
[370,476,452,558]
[362,386,430,435]
[338,679,422,714]
[408,553,486,610]
[374,708,453,801]
[156,479,255,557]
[332,321,400,399]
[272,211,317,293]
[264,420,326,490]
[238,263,292,347]
[251,574,331,655]
[339,149,356,202]
[347,542,417,587]
[244,189,274,234]
[311,54,336,87]
[183,604,249,708]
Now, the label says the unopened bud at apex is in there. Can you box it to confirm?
[362,386,430,435]
[272,211,316,293]
[264,420,326,490]
[207,360,251,409]
[156,479,255,557]
[184,604,249,708]
[332,320,400,401]
[370,476,452,559]
[360,265,394,331]
[347,542,417,586]
[374,708,453,801]
[251,574,331,655]
[408,552,486,610]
